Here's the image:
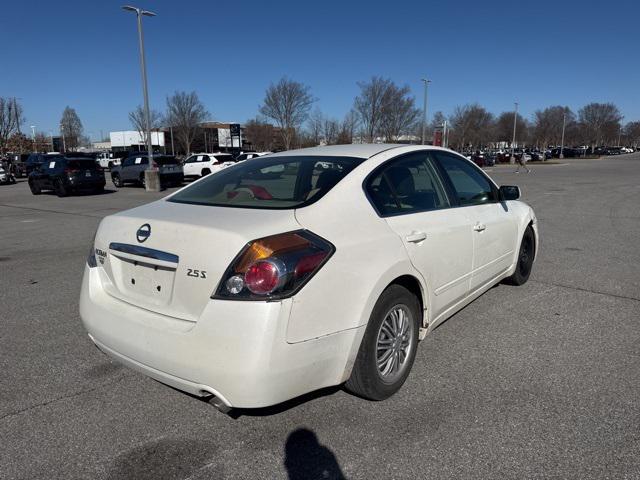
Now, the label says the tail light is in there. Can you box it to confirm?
[213,230,334,300]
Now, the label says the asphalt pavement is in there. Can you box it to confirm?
[1,156,639,479]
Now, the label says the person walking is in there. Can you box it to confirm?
[515,152,531,174]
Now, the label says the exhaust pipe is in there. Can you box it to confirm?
[207,395,232,414]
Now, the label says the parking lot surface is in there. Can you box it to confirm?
[1,156,639,479]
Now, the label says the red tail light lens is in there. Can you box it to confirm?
[213,230,334,300]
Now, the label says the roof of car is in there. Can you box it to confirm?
[268,144,443,159]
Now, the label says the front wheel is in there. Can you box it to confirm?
[112,174,122,188]
[505,225,535,286]
[29,181,41,195]
[345,284,420,401]
[54,179,68,197]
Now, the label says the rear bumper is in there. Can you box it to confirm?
[79,265,362,408]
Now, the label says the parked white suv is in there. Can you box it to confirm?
[182,153,236,178]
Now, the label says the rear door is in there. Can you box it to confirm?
[366,151,474,318]
[433,151,517,292]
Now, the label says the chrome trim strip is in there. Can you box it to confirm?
[109,242,179,264]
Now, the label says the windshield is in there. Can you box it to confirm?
[168,155,363,209]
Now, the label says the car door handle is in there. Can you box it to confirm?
[405,232,427,243]
[473,223,486,232]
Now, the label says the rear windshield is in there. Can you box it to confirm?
[168,155,363,209]
[212,154,234,164]
[155,156,178,165]
[67,159,99,170]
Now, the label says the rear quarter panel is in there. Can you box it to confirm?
[289,147,430,344]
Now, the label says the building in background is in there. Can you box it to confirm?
[109,131,165,153]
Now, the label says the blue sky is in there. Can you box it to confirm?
[2,0,638,140]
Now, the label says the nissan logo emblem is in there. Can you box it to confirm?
[136,224,151,243]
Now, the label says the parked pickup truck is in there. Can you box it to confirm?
[110,154,183,188]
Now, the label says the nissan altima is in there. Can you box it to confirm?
[79,144,538,411]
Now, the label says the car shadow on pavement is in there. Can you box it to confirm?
[284,428,346,480]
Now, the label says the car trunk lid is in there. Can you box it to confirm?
[94,200,301,321]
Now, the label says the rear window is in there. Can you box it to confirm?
[212,154,234,164]
[67,159,99,170]
[155,156,178,165]
[168,155,363,209]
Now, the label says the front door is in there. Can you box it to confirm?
[366,151,474,320]
[433,152,517,292]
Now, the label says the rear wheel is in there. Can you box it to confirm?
[54,179,68,197]
[201,168,211,176]
[505,226,535,285]
[140,173,146,188]
[345,284,420,401]
[29,181,41,195]
[112,174,122,188]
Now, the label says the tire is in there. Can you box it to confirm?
[201,168,211,176]
[112,174,122,188]
[505,225,535,286]
[140,174,146,188]
[345,284,420,401]
[54,179,68,197]
[29,181,41,195]
[108,161,113,170]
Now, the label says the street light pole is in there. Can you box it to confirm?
[421,78,431,145]
[60,124,66,153]
[511,102,519,163]
[560,110,566,159]
[122,5,156,166]
[31,125,36,152]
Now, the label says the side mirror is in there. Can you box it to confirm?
[499,185,520,201]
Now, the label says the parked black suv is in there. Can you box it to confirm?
[25,153,65,176]
[28,157,105,197]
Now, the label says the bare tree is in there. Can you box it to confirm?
[448,104,494,149]
[0,97,24,153]
[336,110,358,145]
[532,106,574,148]
[260,77,314,150]
[495,111,529,145]
[60,106,83,151]
[165,91,209,155]
[379,83,421,142]
[244,117,277,152]
[353,77,393,142]
[307,108,324,145]
[323,118,340,145]
[129,105,164,147]
[624,121,640,148]
[577,103,623,147]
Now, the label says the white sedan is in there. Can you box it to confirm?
[80,144,538,412]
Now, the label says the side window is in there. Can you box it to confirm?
[366,153,449,216]
[184,155,197,164]
[122,157,134,167]
[435,153,496,206]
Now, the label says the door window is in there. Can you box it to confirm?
[434,152,496,206]
[366,153,449,216]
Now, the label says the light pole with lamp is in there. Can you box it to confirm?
[421,78,431,145]
[30,125,36,152]
[122,5,157,190]
[511,102,519,164]
[559,109,566,159]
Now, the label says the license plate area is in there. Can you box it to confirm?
[109,254,177,307]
